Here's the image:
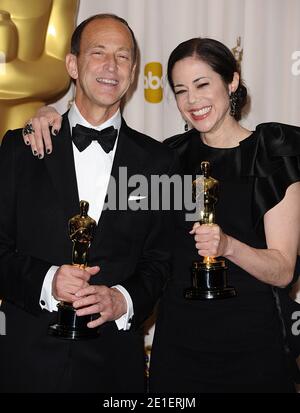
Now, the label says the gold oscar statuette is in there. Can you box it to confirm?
[48,200,100,340]
[185,161,236,300]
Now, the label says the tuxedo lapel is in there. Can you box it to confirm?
[110,119,143,184]
[44,113,80,222]
[95,120,143,239]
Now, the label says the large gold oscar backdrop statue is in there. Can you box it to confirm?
[0,0,79,140]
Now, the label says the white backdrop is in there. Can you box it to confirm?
[54,0,300,140]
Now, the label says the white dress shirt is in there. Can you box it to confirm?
[40,104,133,330]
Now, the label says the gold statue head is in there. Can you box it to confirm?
[79,200,89,217]
[0,0,79,140]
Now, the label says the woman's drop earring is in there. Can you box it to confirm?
[229,92,237,117]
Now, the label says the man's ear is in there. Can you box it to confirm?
[65,53,78,80]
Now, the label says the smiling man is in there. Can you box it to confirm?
[0,14,177,393]
[68,15,137,125]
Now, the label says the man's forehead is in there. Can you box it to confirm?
[81,18,133,46]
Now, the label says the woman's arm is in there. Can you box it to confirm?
[192,182,300,287]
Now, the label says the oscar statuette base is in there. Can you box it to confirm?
[184,260,236,300]
[48,302,100,340]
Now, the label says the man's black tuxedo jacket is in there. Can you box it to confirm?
[0,114,178,392]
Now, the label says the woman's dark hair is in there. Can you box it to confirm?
[167,37,247,120]
[70,13,138,64]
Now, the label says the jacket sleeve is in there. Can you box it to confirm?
[0,132,51,315]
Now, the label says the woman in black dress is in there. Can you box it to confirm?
[149,38,300,393]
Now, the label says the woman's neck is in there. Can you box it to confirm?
[201,118,251,148]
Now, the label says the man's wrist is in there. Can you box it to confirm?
[111,287,127,317]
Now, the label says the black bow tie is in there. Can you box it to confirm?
[72,124,118,153]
